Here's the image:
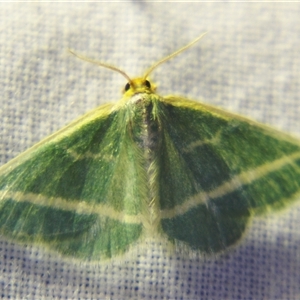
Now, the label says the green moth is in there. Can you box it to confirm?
[0,34,300,261]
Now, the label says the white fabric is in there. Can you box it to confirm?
[1,3,300,299]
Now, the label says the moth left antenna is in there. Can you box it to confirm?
[68,49,132,83]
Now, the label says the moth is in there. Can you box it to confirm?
[0,34,299,260]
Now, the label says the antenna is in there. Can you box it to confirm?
[68,49,132,83]
[143,32,207,79]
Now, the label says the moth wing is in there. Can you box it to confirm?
[0,103,145,260]
[158,96,300,253]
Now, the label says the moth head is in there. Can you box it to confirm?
[123,78,157,96]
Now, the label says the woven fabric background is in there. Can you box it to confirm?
[1,3,300,299]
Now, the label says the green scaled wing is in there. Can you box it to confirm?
[158,96,300,253]
[0,103,147,260]
[1,87,300,260]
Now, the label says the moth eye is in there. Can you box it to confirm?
[145,80,151,88]
[124,82,131,91]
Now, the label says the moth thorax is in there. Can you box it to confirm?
[140,102,160,152]
[129,94,161,153]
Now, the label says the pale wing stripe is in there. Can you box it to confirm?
[161,151,300,219]
[182,130,221,153]
[2,152,300,224]
[0,191,142,224]
[66,149,114,162]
